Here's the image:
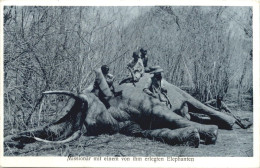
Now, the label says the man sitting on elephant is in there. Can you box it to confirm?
[140,48,149,72]
[127,51,144,82]
[119,52,144,85]
[92,65,115,109]
[143,66,172,109]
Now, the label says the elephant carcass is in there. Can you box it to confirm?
[4,90,202,149]
[4,73,234,149]
[82,73,228,146]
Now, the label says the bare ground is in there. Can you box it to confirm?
[4,109,253,157]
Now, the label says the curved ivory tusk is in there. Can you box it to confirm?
[43,90,89,103]
[43,90,78,99]
[33,130,81,144]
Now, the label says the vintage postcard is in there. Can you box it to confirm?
[0,0,259,167]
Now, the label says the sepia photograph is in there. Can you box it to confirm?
[1,0,259,167]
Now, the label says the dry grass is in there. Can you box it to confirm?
[3,6,253,157]
[4,90,253,157]
[4,108,253,157]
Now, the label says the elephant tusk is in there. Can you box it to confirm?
[43,90,78,99]
[43,90,88,102]
[33,130,81,144]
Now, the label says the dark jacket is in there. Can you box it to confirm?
[143,76,167,102]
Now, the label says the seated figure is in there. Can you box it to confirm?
[140,48,149,71]
[119,52,144,85]
[92,65,115,109]
[143,66,171,108]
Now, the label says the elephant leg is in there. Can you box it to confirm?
[186,101,235,129]
[196,125,218,145]
[151,105,218,144]
[118,121,200,147]
[142,127,200,147]
[189,112,212,125]
[118,121,143,137]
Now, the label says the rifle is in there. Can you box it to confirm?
[161,92,172,109]
[205,101,247,129]
[222,106,248,129]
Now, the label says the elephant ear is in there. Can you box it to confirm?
[94,68,113,97]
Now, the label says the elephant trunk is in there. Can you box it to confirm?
[164,80,236,129]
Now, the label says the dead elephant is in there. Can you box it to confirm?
[4,72,236,149]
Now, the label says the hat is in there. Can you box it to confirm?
[140,48,147,54]
[101,65,109,74]
[149,66,164,74]
[132,52,140,58]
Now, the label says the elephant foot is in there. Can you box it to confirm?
[142,127,200,148]
[176,127,200,147]
[198,125,218,145]
[236,118,253,129]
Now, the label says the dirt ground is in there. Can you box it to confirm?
[4,109,253,157]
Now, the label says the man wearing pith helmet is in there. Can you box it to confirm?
[143,66,170,106]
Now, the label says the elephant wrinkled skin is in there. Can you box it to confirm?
[4,73,236,149]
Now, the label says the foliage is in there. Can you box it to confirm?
[4,6,252,133]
